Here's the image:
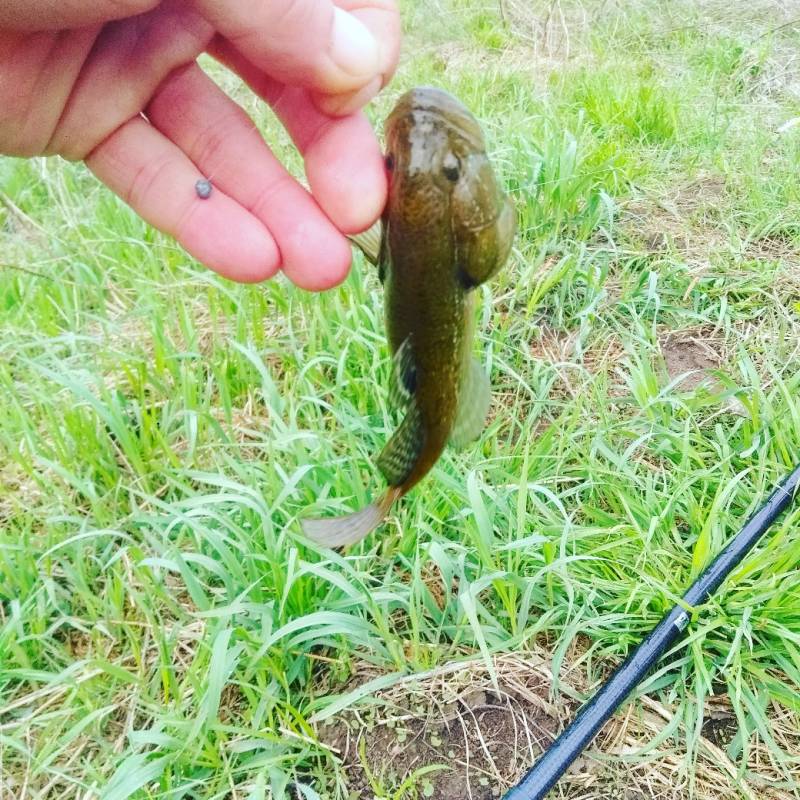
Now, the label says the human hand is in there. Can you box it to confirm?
[0,0,400,289]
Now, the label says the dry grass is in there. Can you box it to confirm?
[318,649,800,799]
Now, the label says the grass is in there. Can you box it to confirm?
[2,0,800,797]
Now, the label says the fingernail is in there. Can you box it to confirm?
[314,76,382,117]
[330,7,380,77]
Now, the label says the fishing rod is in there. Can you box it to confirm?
[504,462,800,800]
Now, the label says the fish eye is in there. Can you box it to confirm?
[385,153,395,171]
[442,152,460,182]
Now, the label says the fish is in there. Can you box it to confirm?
[302,86,516,547]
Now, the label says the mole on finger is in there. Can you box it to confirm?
[195,178,213,199]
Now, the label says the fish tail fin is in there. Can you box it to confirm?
[301,487,401,548]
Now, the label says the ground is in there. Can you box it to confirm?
[2,1,800,799]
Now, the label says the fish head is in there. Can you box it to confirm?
[384,87,515,280]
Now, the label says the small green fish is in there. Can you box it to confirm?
[303,87,515,547]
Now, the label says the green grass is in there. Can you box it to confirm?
[2,1,800,798]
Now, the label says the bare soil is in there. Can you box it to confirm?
[315,651,796,799]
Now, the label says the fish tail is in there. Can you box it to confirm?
[301,487,401,548]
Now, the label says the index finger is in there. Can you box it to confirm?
[209,38,388,235]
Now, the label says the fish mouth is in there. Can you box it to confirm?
[386,86,485,151]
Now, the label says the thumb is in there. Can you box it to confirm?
[199,0,398,98]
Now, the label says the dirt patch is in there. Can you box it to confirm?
[317,653,566,800]
[314,650,790,800]
[741,232,800,265]
[0,462,47,525]
[322,682,557,798]
[530,327,626,376]
[527,326,629,403]
[83,295,233,368]
[208,399,273,456]
[529,326,578,364]
[622,173,800,278]
[525,322,753,415]
[417,1,597,86]
[701,693,739,750]
[621,174,729,266]
[657,326,752,415]
[659,327,722,391]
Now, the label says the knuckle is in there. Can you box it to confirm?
[124,149,173,212]
[172,198,201,244]
[0,96,52,158]
[106,0,161,17]
[268,0,323,37]
[187,110,245,171]
[249,171,295,216]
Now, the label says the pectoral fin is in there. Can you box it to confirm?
[449,357,491,449]
[348,219,386,269]
[388,338,417,410]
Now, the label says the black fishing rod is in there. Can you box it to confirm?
[504,462,800,800]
